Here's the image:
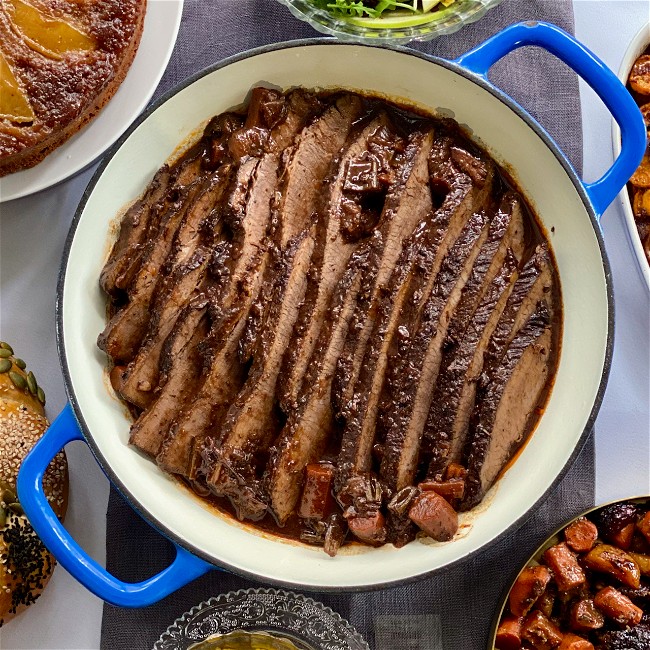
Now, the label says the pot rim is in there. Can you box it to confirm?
[56,38,614,593]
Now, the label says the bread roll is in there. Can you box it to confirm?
[0,342,68,626]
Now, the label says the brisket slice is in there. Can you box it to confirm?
[239,97,369,370]
[277,111,393,410]
[333,138,496,497]
[100,112,243,297]
[445,192,526,346]
[377,210,491,496]
[155,239,271,477]
[268,241,375,524]
[99,164,172,296]
[480,243,554,386]
[116,173,231,408]
[206,230,316,519]
[129,309,210,457]
[97,182,203,362]
[156,306,249,476]
[461,302,553,510]
[423,249,520,477]
[330,128,436,420]
[419,193,527,473]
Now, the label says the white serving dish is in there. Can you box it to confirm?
[613,21,650,290]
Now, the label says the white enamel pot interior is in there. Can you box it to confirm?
[58,42,611,591]
[613,21,650,290]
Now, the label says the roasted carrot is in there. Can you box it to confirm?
[569,599,603,632]
[637,510,650,543]
[583,544,641,589]
[444,463,468,481]
[558,633,594,650]
[564,518,598,554]
[628,551,650,576]
[593,586,643,626]
[298,463,334,520]
[408,491,458,541]
[542,543,586,593]
[418,478,465,502]
[347,511,386,545]
[521,610,564,649]
[495,615,524,650]
[509,566,552,617]
[608,522,636,550]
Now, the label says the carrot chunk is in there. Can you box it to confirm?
[509,566,552,617]
[542,543,586,593]
[495,615,524,650]
[298,463,334,520]
[564,518,598,553]
[522,610,564,649]
[629,551,650,576]
[347,511,386,545]
[418,478,465,502]
[637,510,650,543]
[408,491,458,541]
[609,522,636,550]
[583,544,641,589]
[593,586,643,626]
[558,633,594,650]
[569,599,603,632]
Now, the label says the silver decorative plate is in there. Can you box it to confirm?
[153,588,370,650]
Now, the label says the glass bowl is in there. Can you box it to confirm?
[275,0,504,44]
[154,588,370,650]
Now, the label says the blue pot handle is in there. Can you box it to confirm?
[16,404,214,608]
[456,21,647,218]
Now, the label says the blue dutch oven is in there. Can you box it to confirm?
[17,22,646,607]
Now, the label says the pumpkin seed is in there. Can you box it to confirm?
[15,358,26,370]
[0,343,13,354]
[0,349,11,358]
[0,359,11,373]
[37,387,46,405]
[9,371,26,390]
[26,371,37,395]
[0,488,16,505]
[7,502,23,516]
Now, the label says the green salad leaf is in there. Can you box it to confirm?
[311,0,423,18]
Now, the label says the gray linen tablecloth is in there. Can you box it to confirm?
[101,1,592,648]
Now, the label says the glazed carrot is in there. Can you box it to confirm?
[521,610,563,649]
[629,551,650,576]
[509,566,552,617]
[637,511,650,543]
[444,463,468,481]
[608,522,636,550]
[408,491,458,541]
[347,511,386,545]
[298,464,334,520]
[569,599,603,632]
[542,543,586,593]
[583,544,641,589]
[418,478,465,502]
[563,518,598,554]
[495,616,524,650]
[593,586,643,626]
[558,633,594,650]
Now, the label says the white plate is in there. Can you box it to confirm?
[0,0,184,203]
[613,21,650,291]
